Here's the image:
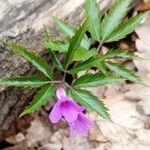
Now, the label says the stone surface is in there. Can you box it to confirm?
[26,119,52,147]
[0,0,115,37]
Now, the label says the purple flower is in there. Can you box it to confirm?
[49,88,93,136]
[49,88,84,123]
[69,113,93,136]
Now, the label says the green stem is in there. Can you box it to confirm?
[48,80,62,84]
[97,40,103,53]
[63,70,67,82]
[65,82,75,91]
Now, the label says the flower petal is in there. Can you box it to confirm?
[61,101,79,122]
[71,101,85,112]
[66,97,85,112]
[69,113,93,136]
[56,88,66,99]
[49,101,62,123]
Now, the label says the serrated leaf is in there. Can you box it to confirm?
[106,61,141,82]
[51,52,63,70]
[69,88,111,120]
[45,40,69,52]
[97,60,107,75]
[43,25,50,42]
[106,13,147,42]
[54,18,90,49]
[101,0,131,40]
[81,35,91,49]
[54,17,74,37]
[68,56,100,73]
[69,56,106,74]
[74,73,122,88]
[104,49,135,59]
[64,21,87,69]
[43,25,69,53]
[73,47,97,61]
[21,84,55,116]
[84,0,101,40]
[43,26,63,71]
[7,43,53,79]
[0,76,49,88]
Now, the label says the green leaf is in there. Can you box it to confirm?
[105,61,141,82]
[68,56,100,73]
[0,76,49,88]
[106,13,147,42]
[45,40,69,52]
[64,21,87,69]
[43,25,68,53]
[101,0,131,40]
[45,39,91,54]
[7,43,53,79]
[54,17,74,37]
[43,25,63,71]
[50,52,63,70]
[97,60,107,75]
[69,56,107,74]
[21,84,55,116]
[54,18,90,49]
[81,35,91,49]
[104,49,135,59]
[84,0,101,40]
[69,88,111,120]
[74,73,122,88]
[43,25,50,42]
[73,47,97,61]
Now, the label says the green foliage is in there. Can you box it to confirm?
[1,0,147,119]
[73,47,97,61]
[97,60,107,75]
[64,21,87,68]
[69,56,108,74]
[54,18,90,49]
[21,84,55,116]
[0,76,49,88]
[7,43,53,79]
[50,52,64,71]
[101,0,131,40]
[106,61,142,82]
[54,17,74,37]
[45,39,92,55]
[74,73,122,88]
[104,49,135,59]
[43,25,63,71]
[68,56,100,73]
[84,0,101,40]
[106,13,147,42]
[69,88,111,120]
[81,36,91,49]
[43,25,50,42]
[45,40,69,52]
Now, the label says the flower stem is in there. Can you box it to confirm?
[65,82,75,92]
[97,40,103,53]
[48,80,62,84]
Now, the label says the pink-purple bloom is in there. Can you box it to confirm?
[69,113,93,136]
[49,88,93,136]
